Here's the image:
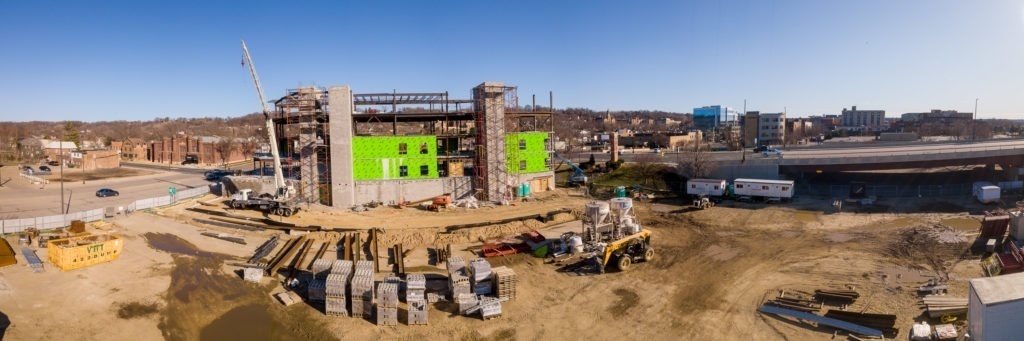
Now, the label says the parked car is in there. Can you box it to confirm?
[762,148,783,156]
[47,160,59,166]
[752,145,768,153]
[95,188,119,197]
[38,165,51,172]
[205,170,234,181]
[181,154,199,165]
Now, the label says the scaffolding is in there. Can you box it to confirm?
[274,86,329,205]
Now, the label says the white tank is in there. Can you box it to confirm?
[586,201,610,224]
[609,197,633,221]
[568,235,584,254]
[622,217,639,234]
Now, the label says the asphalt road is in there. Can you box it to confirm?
[567,139,1024,164]
[0,164,214,218]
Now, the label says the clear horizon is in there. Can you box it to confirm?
[1,0,1022,122]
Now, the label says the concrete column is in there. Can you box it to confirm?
[610,132,619,163]
[328,86,356,208]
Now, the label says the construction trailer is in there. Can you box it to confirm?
[686,178,727,197]
[968,272,1024,340]
[732,178,794,200]
[46,233,123,271]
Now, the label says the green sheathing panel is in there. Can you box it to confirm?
[506,132,550,174]
[352,136,438,180]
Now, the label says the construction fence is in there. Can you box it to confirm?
[0,185,211,234]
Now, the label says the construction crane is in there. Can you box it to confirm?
[240,40,290,198]
[552,152,587,186]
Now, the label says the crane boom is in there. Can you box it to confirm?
[241,40,287,192]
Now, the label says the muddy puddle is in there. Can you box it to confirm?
[146,232,335,340]
[200,304,280,341]
[144,232,204,256]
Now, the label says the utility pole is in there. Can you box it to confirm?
[973,98,979,141]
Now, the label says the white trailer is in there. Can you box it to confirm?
[686,179,727,197]
[968,272,1024,341]
[733,178,794,200]
[973,182,1000,204]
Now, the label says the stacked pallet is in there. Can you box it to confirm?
[468,258,493,295]
[376,282,399,326]
[447,257,471,300]
[307,279,326,302]
[312,258,333,279]
[921,295,968,318]
[491,266,518,300]
[406,273,427,325]
[350,268,375,318]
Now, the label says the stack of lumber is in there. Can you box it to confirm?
[814,289,860,303]
[921,295,968,318]
[824,310,899,337]
[765,293,822,312]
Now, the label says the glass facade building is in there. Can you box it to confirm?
[693,105,739,131]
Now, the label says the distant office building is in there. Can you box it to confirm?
[758,112,786,145]
[693,105,739,132]
[841,106,886,131]
[901,109,972,123]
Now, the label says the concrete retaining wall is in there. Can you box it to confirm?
[354,177,474,206]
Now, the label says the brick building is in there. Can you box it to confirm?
[71,149,120,170]
[148,135,250,165]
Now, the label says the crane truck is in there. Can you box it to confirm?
[552,152,587,186]
[229,41,301,216]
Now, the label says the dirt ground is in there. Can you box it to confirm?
[0,188,997,340]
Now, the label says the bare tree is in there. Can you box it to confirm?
[677,141,716,178]
[214,135,236,167]
[633,152,661,185]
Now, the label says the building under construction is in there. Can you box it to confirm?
[268,82,555,208]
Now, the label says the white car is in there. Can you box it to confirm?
[762,148,783,156]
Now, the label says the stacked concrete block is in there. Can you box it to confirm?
[376,282,399,326]
[325,273,349,316]
[456,293,479,315]
[468,258,493,296]
[406,273,426,302]
[355,260,374,273]
[331,259,354,275]
[407,299,428,325]
[478,296,503,320]
[405,273,428,325]
[312,258,333,280]
[447,256,471,300]
[491,266,518,300]
[243,267,264,283]
[350,270,375,318]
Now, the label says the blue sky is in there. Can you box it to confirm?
[1,0,1022,122]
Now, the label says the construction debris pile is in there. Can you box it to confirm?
[886,225,969,275]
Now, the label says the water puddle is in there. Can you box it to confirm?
[200,304,278,341]
[144,233,202,256]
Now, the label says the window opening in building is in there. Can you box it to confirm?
[398,143,407,155]
[519,160,527,171]
[420,165,429,176]
[399,165,408,177]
